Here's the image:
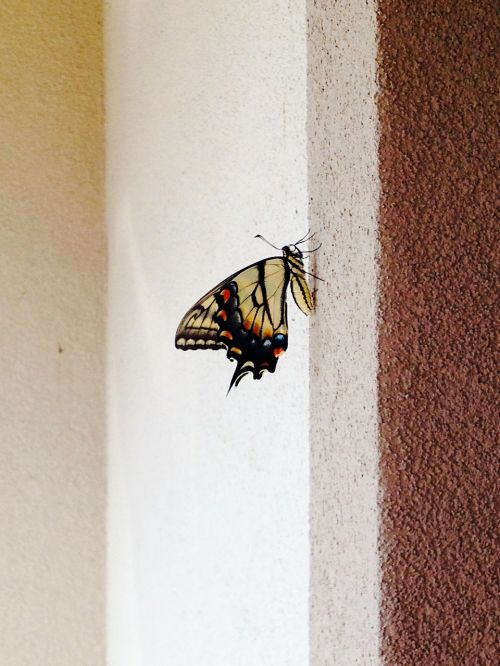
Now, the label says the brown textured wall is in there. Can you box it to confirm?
[377,2,498,664]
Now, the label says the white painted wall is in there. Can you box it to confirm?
[106,2,309,665]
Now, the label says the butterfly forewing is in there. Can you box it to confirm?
[175,286,226,350]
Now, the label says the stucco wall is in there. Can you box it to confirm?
[3,2,494,663]
[378,2,498,664]
[308,1,380,664]
[0,2,106,664]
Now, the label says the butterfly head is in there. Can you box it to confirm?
[282,244,304,260]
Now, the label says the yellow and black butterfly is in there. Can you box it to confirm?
[175,232,321,392]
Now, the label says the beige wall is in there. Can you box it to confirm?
[0,2,106,664]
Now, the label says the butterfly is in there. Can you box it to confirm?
[175,231,321,392]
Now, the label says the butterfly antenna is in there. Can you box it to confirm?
[295,230,316,245]
[255,234,281,251]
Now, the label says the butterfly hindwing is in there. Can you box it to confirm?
[175,258,290,390]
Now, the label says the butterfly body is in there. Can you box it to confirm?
[175,243,315,391]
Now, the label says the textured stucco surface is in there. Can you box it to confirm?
[308,1,380,663]
[0,2,106,664]
[378,2,498,664]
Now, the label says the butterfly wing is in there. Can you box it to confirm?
[175,258,290,391]
[289,266,314,315]
[174,282,228,351]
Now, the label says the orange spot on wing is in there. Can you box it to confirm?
[253,322,261,335]
[230,346,242,355]
[218,310,228,321]
[219,330,233,341]
[273,347,285,358]
[221,289,231,303]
